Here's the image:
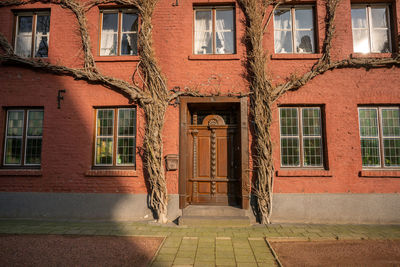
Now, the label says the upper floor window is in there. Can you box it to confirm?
[358,107,399,168]
[94,108,136,167]
[3,109,44,166]
[14,11,50,58]
[274,6,315,54]
[100,9,138,56]
[194,6,235,54]
[279,107,324,167]
[351,4,392,53]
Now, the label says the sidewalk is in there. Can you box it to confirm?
[0,220,399,267]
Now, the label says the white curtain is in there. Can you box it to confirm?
[215,19,225,54]
[100,30,116,56]
[194,15,210,54]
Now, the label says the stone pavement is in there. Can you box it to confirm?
[0,219,399,267]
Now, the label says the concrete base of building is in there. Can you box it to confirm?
[0,192,181,221]
[271,193,400,224]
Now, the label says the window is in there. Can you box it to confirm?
[100,9,138,56]
[3,109,43,166]
[358,107,400,168]
[94,108,136,167]
[194,6,235,54]
[274,6,315,53]
[279,107,324,167]
[351,4,392,53]
[14,11,50,57]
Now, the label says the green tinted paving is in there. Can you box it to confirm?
[0,220,399,266]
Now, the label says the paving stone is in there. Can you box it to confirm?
[155,254,176,262]
[194,261,215,267]
[173,257,195,265]
[159,247,180,255]
[215,258,236,266]
[235,255,257,263]
[151,261,173,267]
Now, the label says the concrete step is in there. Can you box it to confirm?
[179,205,250,227]
[179,215,250,227]
[182,205,246,217]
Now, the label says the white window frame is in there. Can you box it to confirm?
[351,4,392,53]
[14,11,50,58]
[3,109,43,166]
[193,6,236,55]
[274,6,315,54]
[99,9,138,56]
[279,107,324,168]
[358,106,400,169]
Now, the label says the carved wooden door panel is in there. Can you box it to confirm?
[188,113,240,205]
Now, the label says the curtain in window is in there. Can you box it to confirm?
[215,19,225,54]
[100,13,118,56]
[194,11,211,54]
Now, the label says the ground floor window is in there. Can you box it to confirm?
[94,107,136,167]
[358,106,400,168]
[3,109,43,166]
[279,106,324,167]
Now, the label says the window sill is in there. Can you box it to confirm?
[85,169,137,177]
[0,169,42,176]
[276,169,332,177]
[94,55,140,62]
[188,54,240,61]
[350,53,393,59]
[359,170,400,178]
[271,53,322,60]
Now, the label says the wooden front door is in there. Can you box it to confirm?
[187,111,240,205]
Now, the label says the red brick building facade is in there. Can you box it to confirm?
[0,0,399,223]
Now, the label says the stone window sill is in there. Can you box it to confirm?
[276,169,332,177]
[188,54,240,60]
[359,170,400,178]
[350,53,393,59]
[0,169,42,176]
[85,169,137,177]
[94,55,140,62]
[271,53,322,60]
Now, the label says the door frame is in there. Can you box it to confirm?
[179,96,249,209]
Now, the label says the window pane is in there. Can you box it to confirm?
[353,29,370,53]
[361,138,380,166]
[303,137,322,166]
[281,137,300,166]
[122,13,138,32]
[7,111,24,136]
[117,137,135,165]
[274,30,292,53]
[280,108,298,136]
[18,16,32,34]
[36,15,50,34]
[5,138,22,164]
[216,31,234,54]
[274,9,291,30]
[194,10,212,54]
[381,109,400,136]
[35,35,48,57]
[359,109,378,137]
[370,7,388,28]
[16,35,32,57]
[295,30,314,53]
[302,108,321,136]
[25,138,42,165]
[295,8,313,29]
[118,109,136,136]
[96,138,113,165]
[351,8,367,28]
[101,13,118,56]
[371,29,390,53]
[27,110,43,136]
[383,138,400,167]
[102,13,118,31]
[216,9,234,31]
[121,33,137,55]
[97,110,114,136]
